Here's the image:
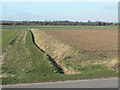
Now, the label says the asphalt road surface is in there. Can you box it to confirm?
[2,78,118,88]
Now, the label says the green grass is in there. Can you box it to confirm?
[2,30,61,84]
[2,30,19,52]
[2,29,118,85]
[2,25,118,30]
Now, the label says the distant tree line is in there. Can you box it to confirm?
[1,20,118,26]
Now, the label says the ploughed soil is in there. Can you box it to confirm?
[41,28,118,58]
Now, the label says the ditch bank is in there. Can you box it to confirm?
[30,30,64,74]
[31,29,80,74]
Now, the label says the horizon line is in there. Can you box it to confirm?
[1,19,118,23]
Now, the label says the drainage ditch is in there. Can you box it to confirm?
[30,30,64,74]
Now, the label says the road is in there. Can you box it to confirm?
[2,78,118,88]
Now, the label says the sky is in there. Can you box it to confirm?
[1,2,118,22]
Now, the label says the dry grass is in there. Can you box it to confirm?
[107,57,119,71]
[2,73,15,78]
[16,31,24,43]
[31,29,80,74]
[23,31,27,44]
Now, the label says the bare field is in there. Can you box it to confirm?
[41,28,118,57]
[32,28,118,75]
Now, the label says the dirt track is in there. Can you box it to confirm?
[41,29,118,57]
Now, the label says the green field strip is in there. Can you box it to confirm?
[2,25,118,30]
[2,30,20,52]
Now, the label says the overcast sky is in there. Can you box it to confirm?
[2,2,118,22]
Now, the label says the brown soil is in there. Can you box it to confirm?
[41,28,118,57]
